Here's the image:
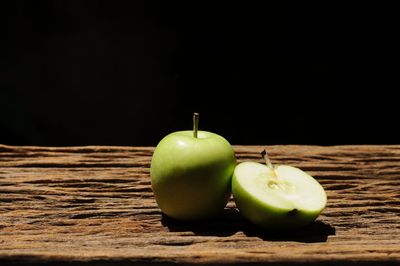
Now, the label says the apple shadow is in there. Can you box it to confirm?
[242,220,336,243]
[161,208,335,243]
[161,208,243,237]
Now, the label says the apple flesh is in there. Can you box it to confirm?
[232,162,327,229]
[151,130,236,221]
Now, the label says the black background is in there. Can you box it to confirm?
[1,1,398,146]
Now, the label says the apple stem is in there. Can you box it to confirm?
[261,149,274,170]
[193,113,199,138]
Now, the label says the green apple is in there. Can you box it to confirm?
[150,113,236,221]
[232,150,327,229]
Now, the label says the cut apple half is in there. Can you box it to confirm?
[232,160,327,229]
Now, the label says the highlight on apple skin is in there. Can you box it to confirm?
[150,113,236,221]
[232,151,327,229]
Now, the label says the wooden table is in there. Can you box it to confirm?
[0,144,399,265]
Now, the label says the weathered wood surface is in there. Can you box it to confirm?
[0,144,399,265]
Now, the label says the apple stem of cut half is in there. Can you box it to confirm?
[261,149,274,170]
[261,149,291,191]
[193,112,199,138]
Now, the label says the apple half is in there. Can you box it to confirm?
[232,160,327,229]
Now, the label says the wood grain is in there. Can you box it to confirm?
[0,144,399,265]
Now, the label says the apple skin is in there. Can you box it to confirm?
[150,130,236,221]
[232,162,326,229]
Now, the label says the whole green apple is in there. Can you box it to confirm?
[232,150,327,229]
[150,113,236,221]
